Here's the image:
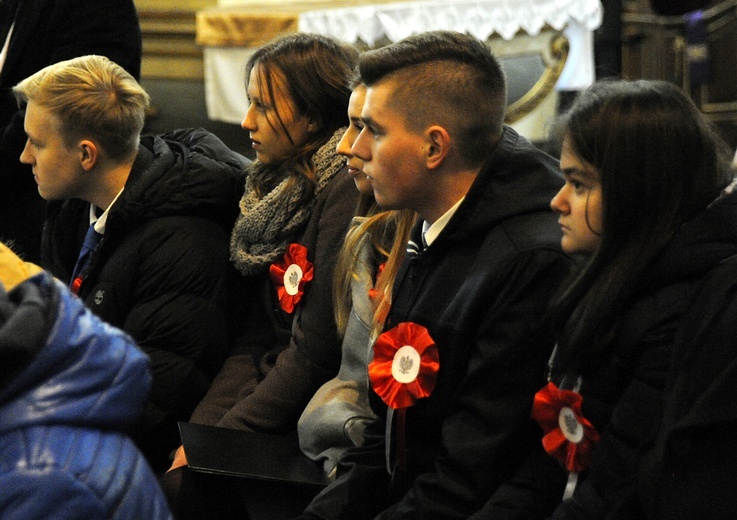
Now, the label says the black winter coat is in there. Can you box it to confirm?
[473,185,737,520]
[301,126,571,520]
[636,253,737,520]
[41,127,249,471]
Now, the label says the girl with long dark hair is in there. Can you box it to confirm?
[472,79,737,519]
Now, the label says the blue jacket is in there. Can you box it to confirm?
[0,273,172,519]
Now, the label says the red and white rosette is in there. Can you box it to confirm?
[532,381,600,473]
[369,322,439,409]
[369,322,439,470]
[269,243,314,314]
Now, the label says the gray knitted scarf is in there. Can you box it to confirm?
[230,128,346,276]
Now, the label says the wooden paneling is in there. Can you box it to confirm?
[135,0,217,80]
[621,0,737,145]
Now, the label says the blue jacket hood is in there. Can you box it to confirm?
[0,273,151,433]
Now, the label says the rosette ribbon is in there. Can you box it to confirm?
[369,322,439,470]
[367,262,386,304]
[269,243,314,314]
[368,262,388,326]
[532,381,600,473]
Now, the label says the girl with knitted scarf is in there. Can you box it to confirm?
[162,34,361,516]
[230,34,358,276]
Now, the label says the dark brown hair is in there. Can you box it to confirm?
[553,79,734,372]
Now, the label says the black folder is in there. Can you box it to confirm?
[178,422,328,488]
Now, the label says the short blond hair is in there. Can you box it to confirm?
[14,55,149,162]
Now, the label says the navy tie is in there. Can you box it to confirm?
[70,224,103,292]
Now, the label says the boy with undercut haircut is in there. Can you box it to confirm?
[298,30,570,519]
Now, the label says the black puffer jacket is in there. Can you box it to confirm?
[41,127,249,471]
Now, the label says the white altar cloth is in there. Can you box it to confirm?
[201,0,603,126]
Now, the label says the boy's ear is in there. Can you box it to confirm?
[425,125,450,170]
[79,140,99,170]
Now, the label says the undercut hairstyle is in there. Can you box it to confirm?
[552,79,735,373]
[359,30,507,168]
[245,33,358,195]
[14,55,149,163]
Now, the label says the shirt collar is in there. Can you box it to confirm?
[90,188,124,234]
[421,196,465,247]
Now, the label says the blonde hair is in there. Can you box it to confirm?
[14,54,149,162]
[333,195,416,337]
